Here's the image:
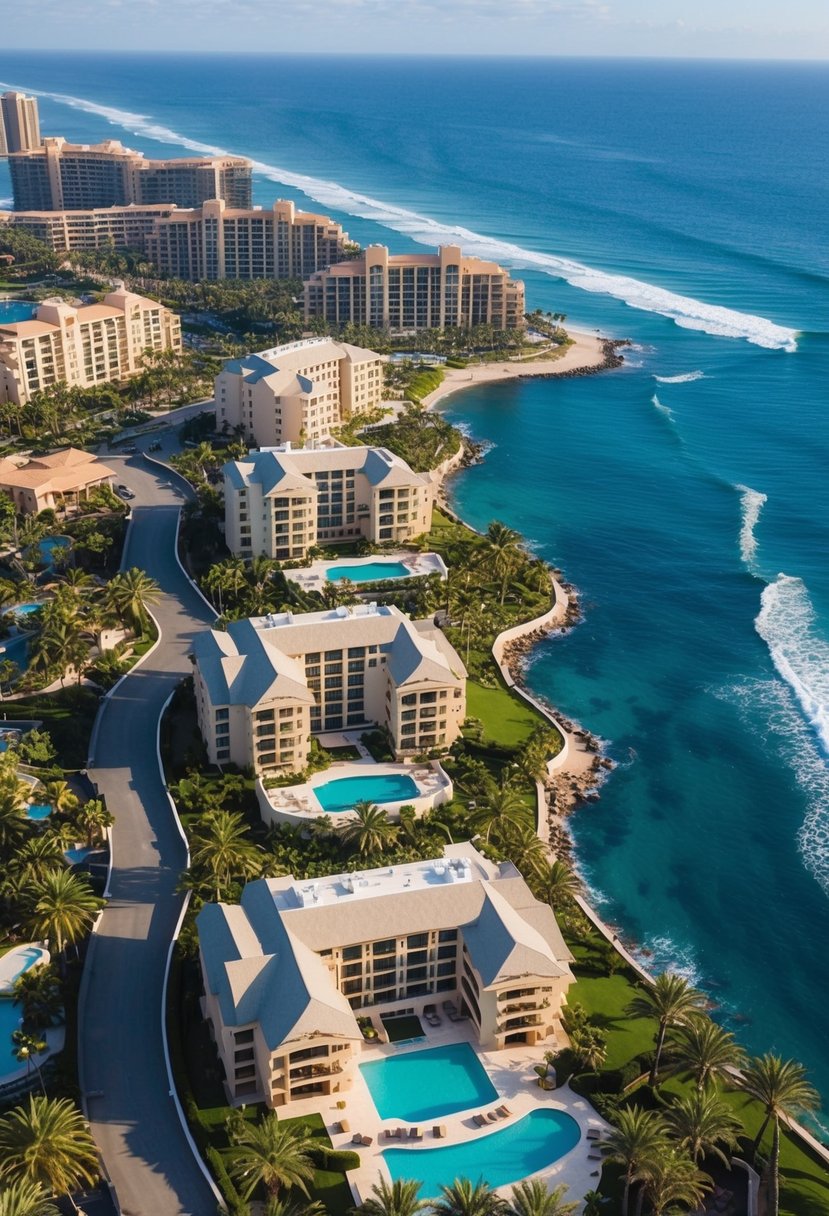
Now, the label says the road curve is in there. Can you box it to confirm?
[78,455,218,1216]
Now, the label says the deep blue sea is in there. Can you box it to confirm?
[1,53,828,1119]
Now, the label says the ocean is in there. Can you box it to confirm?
[1,52,828,1119]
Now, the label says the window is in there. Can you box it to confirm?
[342,944,362,961]
[438,929,457,942]
[407,933,428,949]
[373,939,395,955]
[216,708,230,721]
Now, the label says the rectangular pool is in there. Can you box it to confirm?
[359,1042,498,1122]
[316,772,419,814]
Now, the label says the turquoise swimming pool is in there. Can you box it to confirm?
[26,803,52,821]
[327,561,411,583]
[0,999,23,1078]
[383,1108,581,1197]
[316,772,419,814]
[360,1043,497,1122]
[0,301,36,324]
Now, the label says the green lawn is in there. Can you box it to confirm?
[465,678,545,748]
[281,1112,354,1216]
[12,686,100,770]
[568,970,656,1072]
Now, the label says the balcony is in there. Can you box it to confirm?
[289,1061,343,1082]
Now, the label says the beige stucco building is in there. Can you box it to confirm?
[304,244,526,332]
[192,603,466,776]
[0,287,182,407]
[0,447,116,515]
[0,203,177,254]
[215,337,383,448]
[197,843,574,1107]
[0,92,42,157]
[223,442,433,560]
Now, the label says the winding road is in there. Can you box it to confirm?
[78,448,219,1216]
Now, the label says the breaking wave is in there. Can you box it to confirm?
[735,483,767,572]
[755,575,829,757]
[0,79,800,353]
[650,393,674,421]
[653,370,706,383]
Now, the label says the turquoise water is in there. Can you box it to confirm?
[383,1108,581,1197]
[360,1043,498,1122]
[13,603,44,617]
[37,536,70,570]
[316,772,419,813]
[327,561,411,583]
[3,55,828,1116]
[0,301,36,324]
[0,634,31,673]
[64,846,93,865]
[26,803,52,821]
[0,1000,23,1079]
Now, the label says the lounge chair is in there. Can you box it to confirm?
[485,1111,498,1123]
[397,1127,407,1139]
[352,1133,363,1145]
[496,1104,512,1118]
[433,1124,447,1138]
[474,1113,488,1127]
[588,1151,603,1161]
[586,1128,600,1139]
[338,1119,351,1134]
[409,1127,422,1140]
[361,1135,373,1146]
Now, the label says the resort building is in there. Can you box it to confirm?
[7,137,251,212]
[223,442,434,560]
[197,843,574,1106]
[0,447,116,514]
[144,198,353,281]
[0,92,42,156]
[192,602,466,775]
[215,336,384,448]
[0,287,182,407]
[0,203,178,254]
[304,244,526,332]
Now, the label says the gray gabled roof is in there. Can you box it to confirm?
[193,622,314,709]
[461,885,570,988]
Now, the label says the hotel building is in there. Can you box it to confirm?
[8,137,251,212]
[0,203,177,254]
[0,92,42,157]
[0,447,116,515]
[223,443,433,560]
[304,244,526,332]
[215,337,384,448]
[192,603,466,775]
[197,843,574,1106]
[0,288,181,407]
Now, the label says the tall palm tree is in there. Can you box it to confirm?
[530,858,581,911]
[0,1179,60,1216]
[635,1145,712,1216]
[626,972,707,1085]
[742,1054,819,1216]
[340,802,399,857]
[356,1177,428,1216]
[226,1113,315,1200]
[432,1179,508,1216]
[498,823,548,879]
[12,965,62,1031]
[507,1178,577,1216]
[0,792,29,852]
[264,1198,326,1216]
[672,1016,746,1091]
[189,810,263,901]
[10,1032,48,1097]
[41,782,78,816]
[664,1089,741,1166]
[6,837,66,890]
[72,799,114,850]
[0,1096,98,1196]
[599,1106,669,1216]
[486,521,524,605]
[105,567,160,636]
[25,869,102,961]
[472,774,526,843]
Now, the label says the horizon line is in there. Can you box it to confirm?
[3,49,829,64]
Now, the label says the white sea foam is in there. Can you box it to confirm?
[633,934,703,987]
[653,370,705,383]
[650,393,674,421]
[755,575,829,756]
[735,483,767,571]
[0,79,801,353]
[0,197,13,210]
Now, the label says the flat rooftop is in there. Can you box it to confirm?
[250,602,393,633]
[270,852,492,912]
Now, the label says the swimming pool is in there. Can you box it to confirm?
[327,561,411,583]
[0,944,50,993]
[0,301,36,324]
[316,772,420,814]
[360,1043,498,1122]
[0,999,23,1078]
[12,602,44,617]
[64,846,93,865]
[26,803,52,821]
[383,1108,581,1197]
[38,536,70,570]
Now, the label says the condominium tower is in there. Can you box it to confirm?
[0,203,177,254]
[0,288,181,406]
[215,337,384,448]
[304,244,526,332]
[0,92,42,156]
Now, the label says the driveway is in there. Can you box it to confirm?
[78,456,219,1216]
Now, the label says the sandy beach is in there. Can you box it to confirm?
[421,329,615,411]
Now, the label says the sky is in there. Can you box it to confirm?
[1,0,828,59]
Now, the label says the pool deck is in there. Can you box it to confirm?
[256,757,454,828]
[285,551,447,594]
[283,1019,609,1211]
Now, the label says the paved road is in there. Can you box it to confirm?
[78,455,219,1216]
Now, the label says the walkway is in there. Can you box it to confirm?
[78,453,219,1216]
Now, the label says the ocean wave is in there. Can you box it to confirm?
[0,197,13,210]
[650,393,675,421]
[735,483,767,571]
[0,78,800,354]
[653,370,705,383]
[755,575,829,755]
[633,933,703,987]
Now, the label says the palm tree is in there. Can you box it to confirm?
[189,810,263,901]
[432,1179,507,1216]
[226,1112,315,1200]
[340,802,399,857]
[356,1177,428,1216]
[265,1198,326,1216]
[634,1145,712,1216]
[0,1095,98,1196]
[25,869,102,961]
[6,837,66,890]
[599,1106,669,1216]
[486,521,524,605]
[10,1032,48,1096]
[498,823,548,878]
[12,965,62,1030]
[742,1053,819,1216]
[672,1017,746,1091]
[0,792,29,852]
[569,1023,608,1072]
[0,1179,60,1216]
[507,1178,577,1216]
[530,858,581,911]
[41,782,78,816]
[664,1089,741,1166]
[105,567,160,636]
[626,972,707,1085]
[472,774,526,843]
[72,800,113,850]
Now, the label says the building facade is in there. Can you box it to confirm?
[0,447,116,514]
[192,603,466,776]
[304,244,526,332]
[215,337,383,448]
[0,203,177,254]
[197,844,574,1107]
[0,92,41,157]
[223,442,433,560]
[0,287,182,406]
[8,137,251,212]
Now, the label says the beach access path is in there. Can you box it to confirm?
[78,450,219,1216]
